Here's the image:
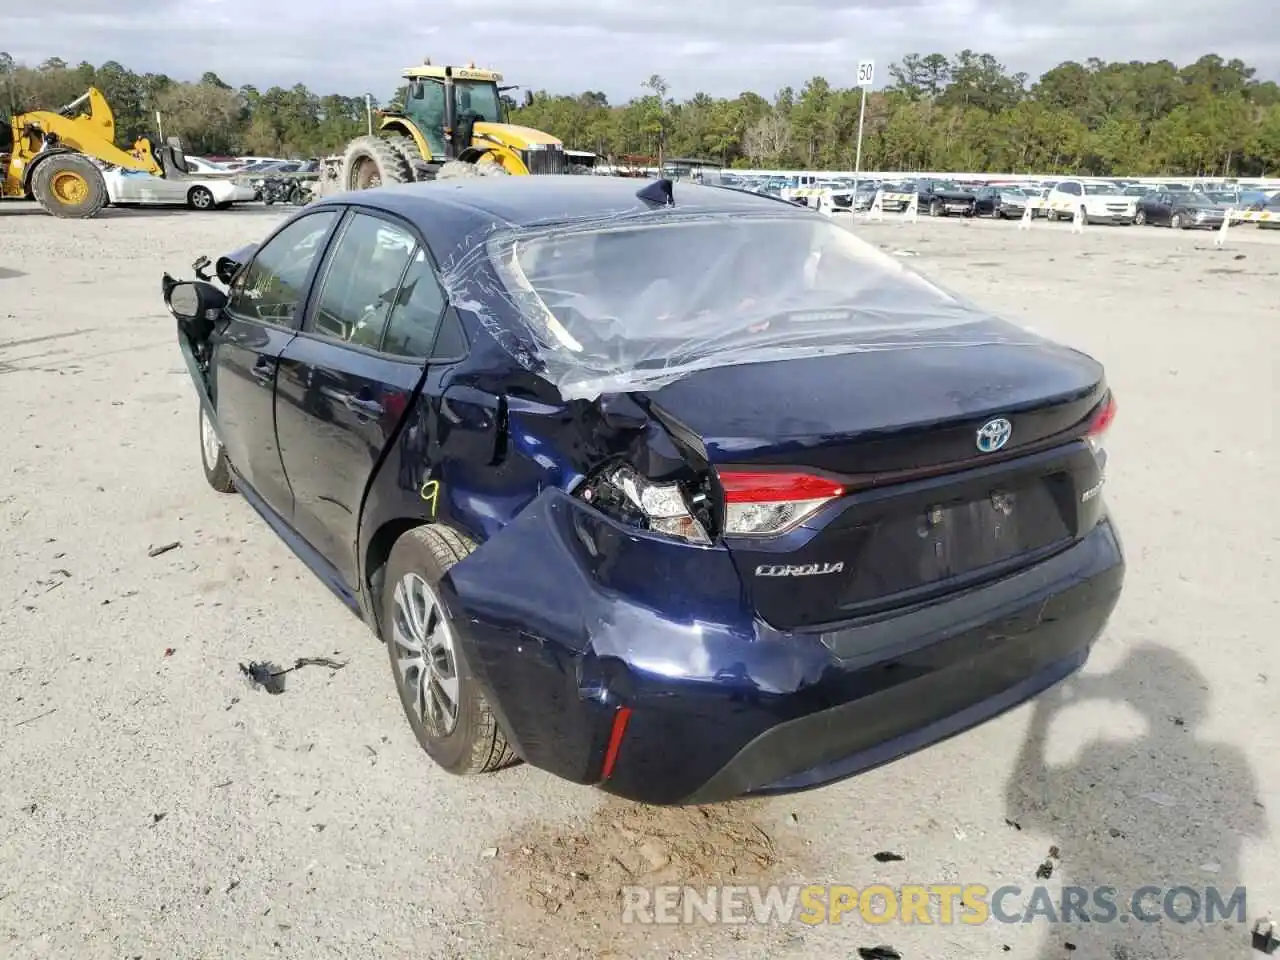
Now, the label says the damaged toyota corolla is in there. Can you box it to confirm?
[163,175,1124,805]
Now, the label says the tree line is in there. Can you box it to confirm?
[3,51,1278,176]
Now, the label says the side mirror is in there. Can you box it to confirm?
[164,279,226,322]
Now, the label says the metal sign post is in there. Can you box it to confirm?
[853,59,874,212]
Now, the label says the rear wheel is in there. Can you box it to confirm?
[382,525,517,776]
[341,135,411,191]
[929,199,943,217]
[1134,209,1146,225]
[31,153,108,219]
[199,405,235,493]
[1170,213,1183,229]
[187,185,215,210]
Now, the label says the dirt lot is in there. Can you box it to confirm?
[1,201,1276,960]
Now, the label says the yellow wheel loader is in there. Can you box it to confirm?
[1,87,186,219]
[339,63,567,191]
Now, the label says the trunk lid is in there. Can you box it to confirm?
[640,343,1109,630]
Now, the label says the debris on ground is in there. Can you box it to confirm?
[857,947,902,959]
[151,812,166,825]
[1254,918,1278,954]
[1004,818,1022,831]
[163,647,176,657]
[1036,844,1061,881]
[873,851,905,863]
[147,541,181,558]
[239,656,348,694]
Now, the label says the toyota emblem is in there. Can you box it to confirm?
[976,417,1012,453]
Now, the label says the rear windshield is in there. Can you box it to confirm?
[476,213,1036,400]
[1083,183,1122,195]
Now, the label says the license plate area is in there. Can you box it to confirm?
[833,474,1074,610]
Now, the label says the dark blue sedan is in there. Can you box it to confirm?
[163,176,1125,805]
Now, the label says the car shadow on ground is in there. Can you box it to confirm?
[1005,643,1266,960]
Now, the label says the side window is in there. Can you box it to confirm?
[382,248,449,358]
[308,213,417,350]
[226,211,337,326]
[1062,182,1081,196]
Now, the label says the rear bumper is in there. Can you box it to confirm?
[443,490,1124,805]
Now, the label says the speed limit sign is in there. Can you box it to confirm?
[857,60,875,87]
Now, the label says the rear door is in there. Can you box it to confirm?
[274,209,446,589]
[211,209,340,515]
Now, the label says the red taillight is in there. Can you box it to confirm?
[718,470,845,536]
[1086,394,1117,437]
[719,470,845,503]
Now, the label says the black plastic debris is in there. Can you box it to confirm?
[1036,859,1055,880]
[151,812,166,825]
[239,656,349,694]
[1064,943,1077,951]
[873,851,905,863]
[240,661,287,694]
[147,541,181,558]
[857,948,902,960]
[1254,918,1278,954]
[1005,818,1022,831]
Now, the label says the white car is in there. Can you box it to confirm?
[103,169,257,210]
[183,156,230,175]
[1044,179,1137,225]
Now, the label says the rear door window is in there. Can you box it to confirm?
[225,211,338,327]
[307,213,417,350]
[381,248,456,359]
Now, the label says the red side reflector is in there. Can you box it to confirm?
[601,705,632,781]
[718,470,845,503]
[1086,394,1117,435]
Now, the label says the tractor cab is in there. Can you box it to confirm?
[401,63,507,160]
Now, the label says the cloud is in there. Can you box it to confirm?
[3,0,1277,103]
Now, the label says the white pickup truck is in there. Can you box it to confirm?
[1044,179,1137,225]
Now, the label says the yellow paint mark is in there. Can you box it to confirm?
[419,479,440,518]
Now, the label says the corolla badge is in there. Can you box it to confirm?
[976,417,1013,453]
[755,562,844,578]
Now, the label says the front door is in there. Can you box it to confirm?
[274,210,450,590]
[212,209,340,515]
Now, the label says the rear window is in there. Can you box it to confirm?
[1083,183,1122,195]
[470,213,1036,400]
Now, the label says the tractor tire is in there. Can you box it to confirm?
[436,159,512,180]
[341,135,411,191]
[31,153,108,219]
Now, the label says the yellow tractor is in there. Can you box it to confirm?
[339,62,567,189]
[1,87,185,219]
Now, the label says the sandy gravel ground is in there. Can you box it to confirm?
[1,200,1276,960]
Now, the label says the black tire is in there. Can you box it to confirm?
[436,158,512,180]
[1170,213,1183,229]
[382,525,517,776]
[199,404,235,493]
[929,199,943,217]
[187,185,215,210]
[341,134,411,191]
[1134,209,1146,225]
[31,153,108,219]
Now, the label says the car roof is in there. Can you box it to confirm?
[312,176,810,262]
[327,176,795,228]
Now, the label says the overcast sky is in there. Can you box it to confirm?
[3,1,1278,102]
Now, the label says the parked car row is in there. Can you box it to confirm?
[789,174,1280,231]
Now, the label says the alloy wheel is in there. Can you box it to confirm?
[391,573,460,738]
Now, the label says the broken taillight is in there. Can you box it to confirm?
[718,470,845,536]
[1084,393,1117,456]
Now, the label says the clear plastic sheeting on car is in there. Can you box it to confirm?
[437,210,1045,402]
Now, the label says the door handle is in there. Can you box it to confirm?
[341,394,384,418]
[251,357,275,386]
